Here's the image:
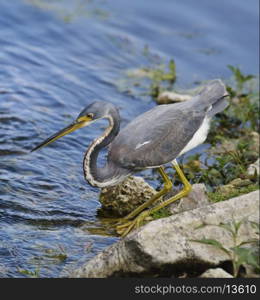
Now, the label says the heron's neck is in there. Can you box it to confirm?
[83,114,121,188]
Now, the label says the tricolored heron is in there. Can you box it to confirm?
[32,79,228,236]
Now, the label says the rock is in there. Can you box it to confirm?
[247,131,259,154]
[210,139,239,154]
[228,178,252,187]
[157,91,192,104]
[169,184,209,214]
[70,190,259,278]
[125,68,153,79]
[216,178,253,197]
[247,158,259,176]
[199,268,233,278]
[210,132,259,158]
[99,176,157,217]
[215,184,235,197]
[243,264,260,278]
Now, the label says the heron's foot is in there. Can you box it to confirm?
[116,210,150,237]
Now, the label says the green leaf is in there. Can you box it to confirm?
[168,59,176,78]
[194,223,209,230]
[191,238,230,256]
[244,75,255,81]
[227,65,237,74]
[219,222,234,234]
[233,219,244,235]
[232,246,260,270]
[249,221,259,233]
[236,239,258,247]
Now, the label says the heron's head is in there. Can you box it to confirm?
[31,101,118,152]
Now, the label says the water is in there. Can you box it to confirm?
[0,0,258,277]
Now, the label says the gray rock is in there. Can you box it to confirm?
[210,132,259,158]
[247,158,259,176]
[247,131,259,154]
[228,178,252,187]
[210,139,239,154]
[169,184,209,214]
[71,190,259,278]
[215,178,253,198]
[99,176,157,217]
[199,268,233,278]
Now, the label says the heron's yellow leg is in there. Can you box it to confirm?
[119,167,172,222]
[118,160,191,237]
[147,160,191,215]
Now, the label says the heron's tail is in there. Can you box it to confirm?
[207,95,229,117]
[196,79,229,117]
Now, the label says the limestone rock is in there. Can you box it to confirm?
[169,184,209,214]
[247,131,259,154]
[157,91,192,104]
[210,139,238,154]
[71,190,259,278]
[99,176,157,217]
[210,132,259,159]
[216,178,253,197]
[247,158,259,176]
[228,178,252,187]
[199,268,233,278]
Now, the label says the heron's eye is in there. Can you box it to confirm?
[87,113,94,119]
[77,113,94,123]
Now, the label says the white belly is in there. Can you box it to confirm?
[178,116,210,156]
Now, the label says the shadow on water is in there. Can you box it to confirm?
[0,0,258,277]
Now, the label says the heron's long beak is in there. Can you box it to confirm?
[31,116,92,152]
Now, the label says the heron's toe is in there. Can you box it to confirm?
[116,210,150,237]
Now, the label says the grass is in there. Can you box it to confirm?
[150,207,172,220]
[208,183,259,202]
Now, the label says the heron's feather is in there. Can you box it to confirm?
[108,79,227,170]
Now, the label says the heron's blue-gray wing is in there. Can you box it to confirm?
[108,102,206,169]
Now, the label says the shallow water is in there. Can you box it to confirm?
[0,0,258,277]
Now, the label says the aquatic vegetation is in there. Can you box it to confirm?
[43,245,68,262]
[147,59,177,98]
[227,65,255,96]
[27,0,110,22]
[16,244,68,278]
[116,55,177,99]
[17,267,40,278]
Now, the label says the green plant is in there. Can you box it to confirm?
[150,206,172,220]
[43,244,68,262]
[227,65,255,96]
[191,219,259,277]
[208,183,259,202]
[118,58,177,99]
[146,59,177,97]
